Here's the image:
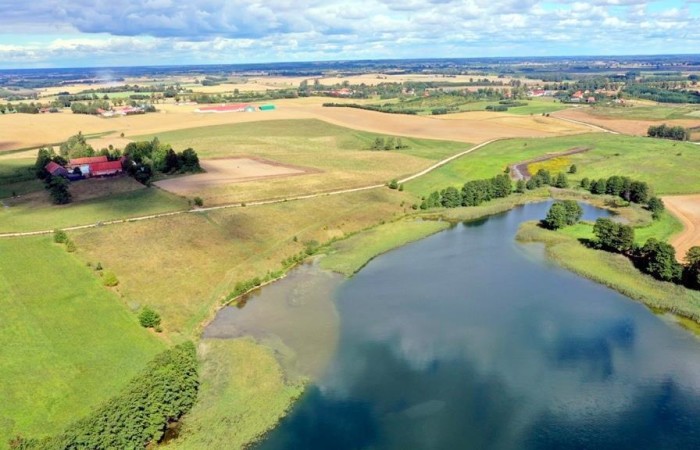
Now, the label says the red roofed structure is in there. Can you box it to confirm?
[45,161,69,177]
[89,160,123,177]
[69,156,108,167]
[195,104,256,113]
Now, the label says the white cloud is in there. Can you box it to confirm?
[0,0,698,67]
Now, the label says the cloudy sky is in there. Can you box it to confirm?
[0,0,699,68]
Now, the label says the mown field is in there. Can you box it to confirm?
[0,236,163,443]
[405,133,700,197]
[133,119,467,204]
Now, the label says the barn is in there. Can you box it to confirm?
[89,160,124,177]
[45,161,69,177]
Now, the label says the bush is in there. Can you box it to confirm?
[647,197,665,219]
[193,196,204,207]
[65,240,77,253]
[569,164,577,174]
[139,307,161,328]
[593,218,635,253]
[388,179,399,189]
[53,229,68,244]
[102,271,119,287]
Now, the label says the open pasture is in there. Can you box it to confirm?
[405,133,700,197]
[0,236,163,442]
[136,119,467,204]
[155,157,309,196]
[70,188,413,336]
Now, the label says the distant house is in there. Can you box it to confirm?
[330,88,353,97]
[529,89,546,97]
[586,96,596,103]
[45,161,69,177]
[195,104,255,113]
[571,90,584,100]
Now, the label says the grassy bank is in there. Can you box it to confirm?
[320,219,451,276]
[517,222,700,320]
[165,339,304,450]
[0,237,163,443]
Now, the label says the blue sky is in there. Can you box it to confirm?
[0,0,698,68]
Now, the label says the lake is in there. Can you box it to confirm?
[208,202,700,449]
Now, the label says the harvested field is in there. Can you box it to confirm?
[554,108,700,136]
[663,195,700,261]
[155,158,309,195]
[0,97,590,153]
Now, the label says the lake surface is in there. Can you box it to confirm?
[211,202,700,449]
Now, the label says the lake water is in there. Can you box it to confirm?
[209,202,700,449]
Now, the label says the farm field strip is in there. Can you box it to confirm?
[0,140,501,237]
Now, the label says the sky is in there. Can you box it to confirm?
[0,0,699,68]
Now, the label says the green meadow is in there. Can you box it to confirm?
[405,133,700,197]
[0,236,163,443]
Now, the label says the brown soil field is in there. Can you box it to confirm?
[663,195,700,261]
[155,158,309,195]
[554,108,700,136]
[0,97,590,152]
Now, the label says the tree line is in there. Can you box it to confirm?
[579,175,664,219]
[123,138,202,185]
[591,218,700,289]
[419,174,513,209]
[11,343,199,450]
[647,124,689,141]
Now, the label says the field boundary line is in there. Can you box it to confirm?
[0,140,499,238]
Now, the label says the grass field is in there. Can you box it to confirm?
[70,188,413,337]
[587,104,700,121]
[320,219,451,276]
[405,133,700,197]
[166,339,303,450]
[0,237,163,443]
[0,183,188,233]
[517,222,700,320]
[133,119,467,204]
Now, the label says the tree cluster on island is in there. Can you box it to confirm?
[541,200,583,230]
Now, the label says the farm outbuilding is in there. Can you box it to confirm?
[45,161,69,177]
[195,104,256,113]
[259,104,276,111]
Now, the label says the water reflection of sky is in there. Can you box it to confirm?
[258,203,700,450]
